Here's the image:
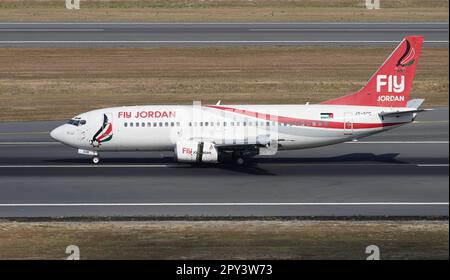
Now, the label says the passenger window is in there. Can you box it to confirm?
[124,122,128,127]
[171,122,174,127]
[165,122,168,127]
[147,122,151,127]
[159,122,163,127]
[176,122,180,126]
[130,122,134,127]
[153,122,157,127]
[142,122,145,127]
[216,122,220,126]
[223,122,227,126]
[205,122,208,127]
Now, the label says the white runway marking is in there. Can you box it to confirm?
[0,29,104,32]
[0,202,447,207]
[0,142,60,145]
[0,131,49,135]
[413,120,449,124]
[417,164,449,167]
[249,28,449,32]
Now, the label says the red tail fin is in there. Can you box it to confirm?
[322,36,424,107]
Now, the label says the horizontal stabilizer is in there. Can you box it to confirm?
[379,108,432,117]
[406,99,425,109]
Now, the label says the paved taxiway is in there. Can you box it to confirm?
[0,22,448,47]
[0,108,448,217]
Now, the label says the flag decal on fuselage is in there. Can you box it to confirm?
[320,113,334,119]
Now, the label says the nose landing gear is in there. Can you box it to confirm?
[77,149,100,164]
[92,156,100,164]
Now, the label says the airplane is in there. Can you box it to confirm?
[50,36,429,165]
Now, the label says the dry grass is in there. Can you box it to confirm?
[0,0,448,22]
[0,221,447,260]
[0,47,447,121]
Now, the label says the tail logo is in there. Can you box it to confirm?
[376,75,405,93]
[91,114,113,147]
[396,39,416,71]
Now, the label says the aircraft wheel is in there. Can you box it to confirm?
[236,157,245,165]
[92,156,100,164]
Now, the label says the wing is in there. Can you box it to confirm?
[187,135,278,156]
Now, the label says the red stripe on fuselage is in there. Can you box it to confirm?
[206,105,406,130]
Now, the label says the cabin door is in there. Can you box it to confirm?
[343,112,353,136]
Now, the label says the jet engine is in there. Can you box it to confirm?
[174,141,219,163]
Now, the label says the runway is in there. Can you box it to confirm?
[0,108,448,218]
[0,22,448,47]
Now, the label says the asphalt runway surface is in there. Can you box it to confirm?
[0,22,448,47]
[0,108,448,218]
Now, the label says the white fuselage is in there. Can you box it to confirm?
[50,104,414,153]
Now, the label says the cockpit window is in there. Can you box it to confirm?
[67,119,86,126]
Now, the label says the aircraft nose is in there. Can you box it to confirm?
[50,126,65,142]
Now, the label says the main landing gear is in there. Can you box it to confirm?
[235,157,245,165]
